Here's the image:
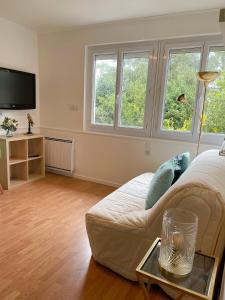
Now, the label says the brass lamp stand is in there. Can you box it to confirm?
[177,71,219,156]
[196,72,219,155]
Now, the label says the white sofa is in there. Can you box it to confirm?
[86,150,225,281]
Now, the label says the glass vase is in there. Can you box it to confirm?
[6,129,13,137]
[158,208,198,277]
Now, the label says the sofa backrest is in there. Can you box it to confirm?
[147,150,225,260]
[176,149,225,201]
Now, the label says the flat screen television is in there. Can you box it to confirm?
[0,67,36,109]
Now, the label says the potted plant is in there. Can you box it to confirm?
[1,117,18,137]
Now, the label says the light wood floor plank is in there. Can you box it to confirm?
[0,173,170,300]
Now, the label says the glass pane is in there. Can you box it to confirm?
[203,48,225,134]
[93,54,117,126]
[162,49,201,131]
[119,52,149,128]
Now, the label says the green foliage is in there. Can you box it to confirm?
[163,52,200,131]
[120,57,148,127]
[94,56,148,128]
[95,60,116,125]
[203,50,225,133]
[94,50,225,134]
[203,74,225,133]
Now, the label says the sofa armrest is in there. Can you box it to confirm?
[147,182,225,258]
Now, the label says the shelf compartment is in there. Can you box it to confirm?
[28,155,43,161]
[28,138,44,158]
[9,140,27,161]
[29,173,44,182]
[28,158,44,180]
[9,158,27,165]
[10,161,28,187]
[10,178,27,188]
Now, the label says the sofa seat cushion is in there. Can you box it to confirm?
[87,173,154,226]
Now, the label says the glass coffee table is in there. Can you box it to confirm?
[136,238,218,300]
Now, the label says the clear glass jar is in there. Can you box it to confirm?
[158,208,198,277]
[6,129,13,137]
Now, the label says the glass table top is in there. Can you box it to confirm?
[140,240,215,296]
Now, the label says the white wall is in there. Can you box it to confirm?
[39,10,222,186]
[0,18,39,134]
[221,24,225,42]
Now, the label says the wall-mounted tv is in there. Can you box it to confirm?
[0,67,36,110]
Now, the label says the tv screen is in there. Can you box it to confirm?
[0,67,36,109]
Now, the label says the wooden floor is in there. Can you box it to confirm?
[0,174,170,300]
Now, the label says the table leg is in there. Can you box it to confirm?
[139,278,152,300]
[175,292,185,300]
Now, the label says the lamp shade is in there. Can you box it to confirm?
[197,71,219,87]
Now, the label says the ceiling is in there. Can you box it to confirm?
[0,0,224,31]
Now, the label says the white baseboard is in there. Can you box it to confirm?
[46,167,73,177]
[73,173,121,188]
[46,167,121,187]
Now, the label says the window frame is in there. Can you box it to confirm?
[85,35,224,144]
[153,40,205,142]
[85,42,158,137]
[197,41,225,146]
[85,46,118,131]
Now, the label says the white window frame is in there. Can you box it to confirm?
[85,35,224,144]
[198,41,225,146]
[153,40,204,142]
[85,46,118,131]
[85,42,158,137]
[152,36,224,144]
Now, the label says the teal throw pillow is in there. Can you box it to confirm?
[172,156,182,184]
[146,160,174,209]
[172,152,191,183]
[145,152,191,210]
[180,152,191,173]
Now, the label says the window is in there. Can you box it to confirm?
[86,43,156,136]
[119,52,149,129]
[162,48,201,132]
[203,47,225,134]
[86,36,224,143]
[93,54,117,126]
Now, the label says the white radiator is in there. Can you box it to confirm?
[45,137,75,173]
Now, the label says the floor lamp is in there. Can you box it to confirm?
[177,71,219,156]
[196,72,219,156]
